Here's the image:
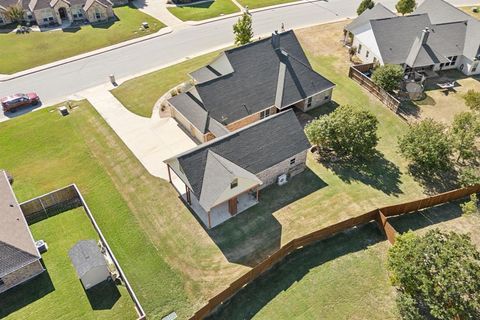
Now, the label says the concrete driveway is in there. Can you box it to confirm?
[79,85,197,180]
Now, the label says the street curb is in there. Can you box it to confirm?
[0,27,173,82]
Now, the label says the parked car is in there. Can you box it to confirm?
[1,93,40,113]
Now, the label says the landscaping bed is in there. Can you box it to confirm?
[0,5,165,74]
[0,208,136,320]
[167,0,239,21]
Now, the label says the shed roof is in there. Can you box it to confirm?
[68,240,107,278]
[0,170,40,278]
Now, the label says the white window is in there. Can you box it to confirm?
[357,44,362,54]
[290,158,296,165]
[0,17,3,24]
[306,97,313,108]
[230,178,238,189]
[260,109,270,119]
[472,62,478,73]
[366,51,369,58]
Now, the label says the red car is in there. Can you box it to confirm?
[1,93,40,113]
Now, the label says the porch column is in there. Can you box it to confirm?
[207,211,212,229]
[167,164,172,183]
[185,185,191,205]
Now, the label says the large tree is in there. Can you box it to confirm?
[464,89,480,112]
[450,112,480,163]
[304,105,378,159]
[398,119,452,173]
[357,0,375,15]
[388,230,480,320]
[4,5,25,24]
[395,0,416,15]
[372,64,404,92]
[233,12,253,46]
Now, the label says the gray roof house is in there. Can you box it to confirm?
[166,31,335,143]
[0,170,44,294]
[165,109,311,228]
[68,240,110,290]
[344,0,480,76]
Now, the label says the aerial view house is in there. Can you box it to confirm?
[0,0,124,27]
[0,170,44,294]
[166,30,335,142]
[68,239,110,290]
[165,110,311,228]
[344,0,480,76]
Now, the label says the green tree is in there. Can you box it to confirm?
[459,166,480,187]
[304,105,378,159]
[357,0,375,15]
[395,0,416,15]
[388,230,480,320]
[464,89,480,112]
[461,194,478,215]
[233,12,253,46]
[398,119,452,173]
[450,112,480,162]
[372,64,404,92]
[5,5,25,24]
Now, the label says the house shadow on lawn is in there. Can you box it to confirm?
[208,168,327,267]
[321,151,403,196]
[0,270,55,318]
[84,279,121,310]
[207,222,385,320]
[172,0,214,10]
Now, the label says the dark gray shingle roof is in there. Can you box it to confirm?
[414,0,473,24]
[166,109,310,200]
[344,3,396,32]
[191,31,334,125]
[68,240,107,278]
[0,241,39,277]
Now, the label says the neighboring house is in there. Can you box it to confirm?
[165,109,311,229]
[0,0,125,26]
[344,0,480,76]
[68,239,110,290]
[166,30,335,143]
[0,170,44,294]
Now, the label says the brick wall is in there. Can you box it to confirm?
[256,150,307,189]
[226,106,278,132]
[0,260,44,294]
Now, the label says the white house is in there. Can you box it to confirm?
[344,0,480,76]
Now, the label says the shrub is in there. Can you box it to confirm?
[357,0,375,15]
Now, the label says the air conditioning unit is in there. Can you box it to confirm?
[277,174,288,186]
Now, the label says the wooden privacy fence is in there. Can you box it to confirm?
[20,185,146,320]
[348,63,408,122]
[190,184,480,319]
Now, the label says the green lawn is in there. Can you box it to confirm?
[0,208,136,320]
[0,5,165,74]
[0,101,243,318]
[238,0,298,9]
[111,50,221,117]
[168,0,239,21]
[461,6,480,19]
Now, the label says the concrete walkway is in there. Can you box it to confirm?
[79,85,197,179]
[132,0,183,27]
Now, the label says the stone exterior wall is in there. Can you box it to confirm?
[0,260,44,294]
[256,150,308,189]
[227,106,278,132]
[33,8,57,26]
[85,2,113,23]
[0,10,12,25]
[295,88,333,112]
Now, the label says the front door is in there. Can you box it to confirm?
[58,7,68,20]
[228,197,237,216]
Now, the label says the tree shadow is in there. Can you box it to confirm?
[208,168,328,267]
[321,151,403,196]
[84,279,121,310]
[0,270,55,318]
[207,222,385,320]
[171,0,214,9]
[388,201,463,233]
[408,163,459,195]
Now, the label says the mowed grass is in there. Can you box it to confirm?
[0,101,248,318]
[237,0,298,9]
[0,5,165,74]
[111,50,220,117]
[168,0,239,21]
[0,208,136,320]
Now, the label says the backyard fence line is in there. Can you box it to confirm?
[348,63,410,123]
[190,184,480,319]
[20,185,146,320]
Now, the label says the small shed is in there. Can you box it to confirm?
[68,240,110,290]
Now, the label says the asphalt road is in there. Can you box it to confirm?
[0,0,478,107]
